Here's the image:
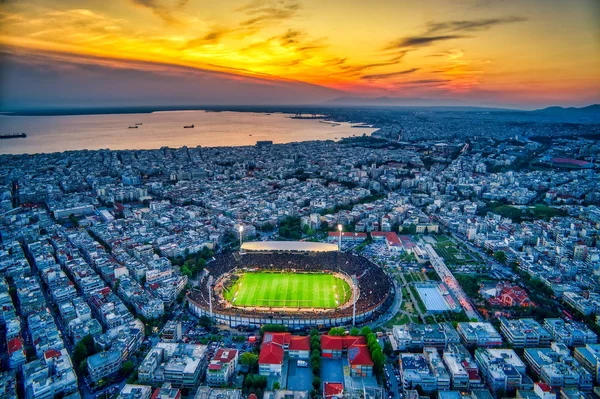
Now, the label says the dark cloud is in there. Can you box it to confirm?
[426,16,528,34]
[361,68,420,80]
[341,52,407,74]
[184,26,232,48]
[239,28,323,59]
[322,58,347,67]
[130,0,189,24]
[239,0,301,27]
[279,29,303,45]
[402,79,449,86]
[385,16,526,51]
[385,35,466,51]
[183,4,304,48]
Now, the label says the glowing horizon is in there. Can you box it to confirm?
[1,0,599,109]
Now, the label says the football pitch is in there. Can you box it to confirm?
[223,272,352,309]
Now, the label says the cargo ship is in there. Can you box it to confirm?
[0,133,27,139]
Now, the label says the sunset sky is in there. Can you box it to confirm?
[1,0,599,109]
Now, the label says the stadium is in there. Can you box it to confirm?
[187,241,393,328]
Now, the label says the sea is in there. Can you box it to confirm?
[0,111,375,155]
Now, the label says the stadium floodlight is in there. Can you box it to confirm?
[238,225,244,251]
[337,224,343,251]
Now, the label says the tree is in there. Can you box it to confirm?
[328,327,345,336]
[349,327,360,336]
[181,266,192,278]
[244,374,254,389]
[79,360,88,375]
[311,349,320,360]
[240,352,259,372]
[73,342,88,365]
[198,315,213,329]
[360,326,372,337]
[260,324,288,334]
[121,360,134,375]
[68,214,79,227]
[494,251,507,264]
[312,377,322,390]
[310,335,320,351]
[383,340,393,356]
[273,382,281,390]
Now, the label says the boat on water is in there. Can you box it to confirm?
[184,124,194,128]
[318,120,340,127]
[0,133,27,139]
[128,125,138,129]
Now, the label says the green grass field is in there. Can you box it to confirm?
[223,272,351,309]
[433,235,478,265]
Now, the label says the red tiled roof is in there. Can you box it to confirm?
[321,335,343,350]
[321,335,366,351]
[208,362,223,371]
[8,337,23,354]
[263,332,291,346]
[344,335,366,347]
[348,344,374,366]
[289,336,310,351]
[44,349,61,360]
[324,382,344,398]
[536,382,553,392]
[214,348,238,363]
[371,232,402,246]
[258,343,284,365]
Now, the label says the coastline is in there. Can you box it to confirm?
[0,111,376,156]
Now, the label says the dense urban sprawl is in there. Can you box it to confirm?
[1,126,600,399]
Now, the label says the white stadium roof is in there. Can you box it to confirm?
[241,241,339,252]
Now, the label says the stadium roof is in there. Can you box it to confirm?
[241,241,338,252]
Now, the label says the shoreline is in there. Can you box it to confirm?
[0,111,377,156]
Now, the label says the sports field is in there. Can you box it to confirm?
[223,272,351,309]
[433,235,478,265]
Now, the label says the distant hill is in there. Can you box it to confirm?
[532,104,600,116]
